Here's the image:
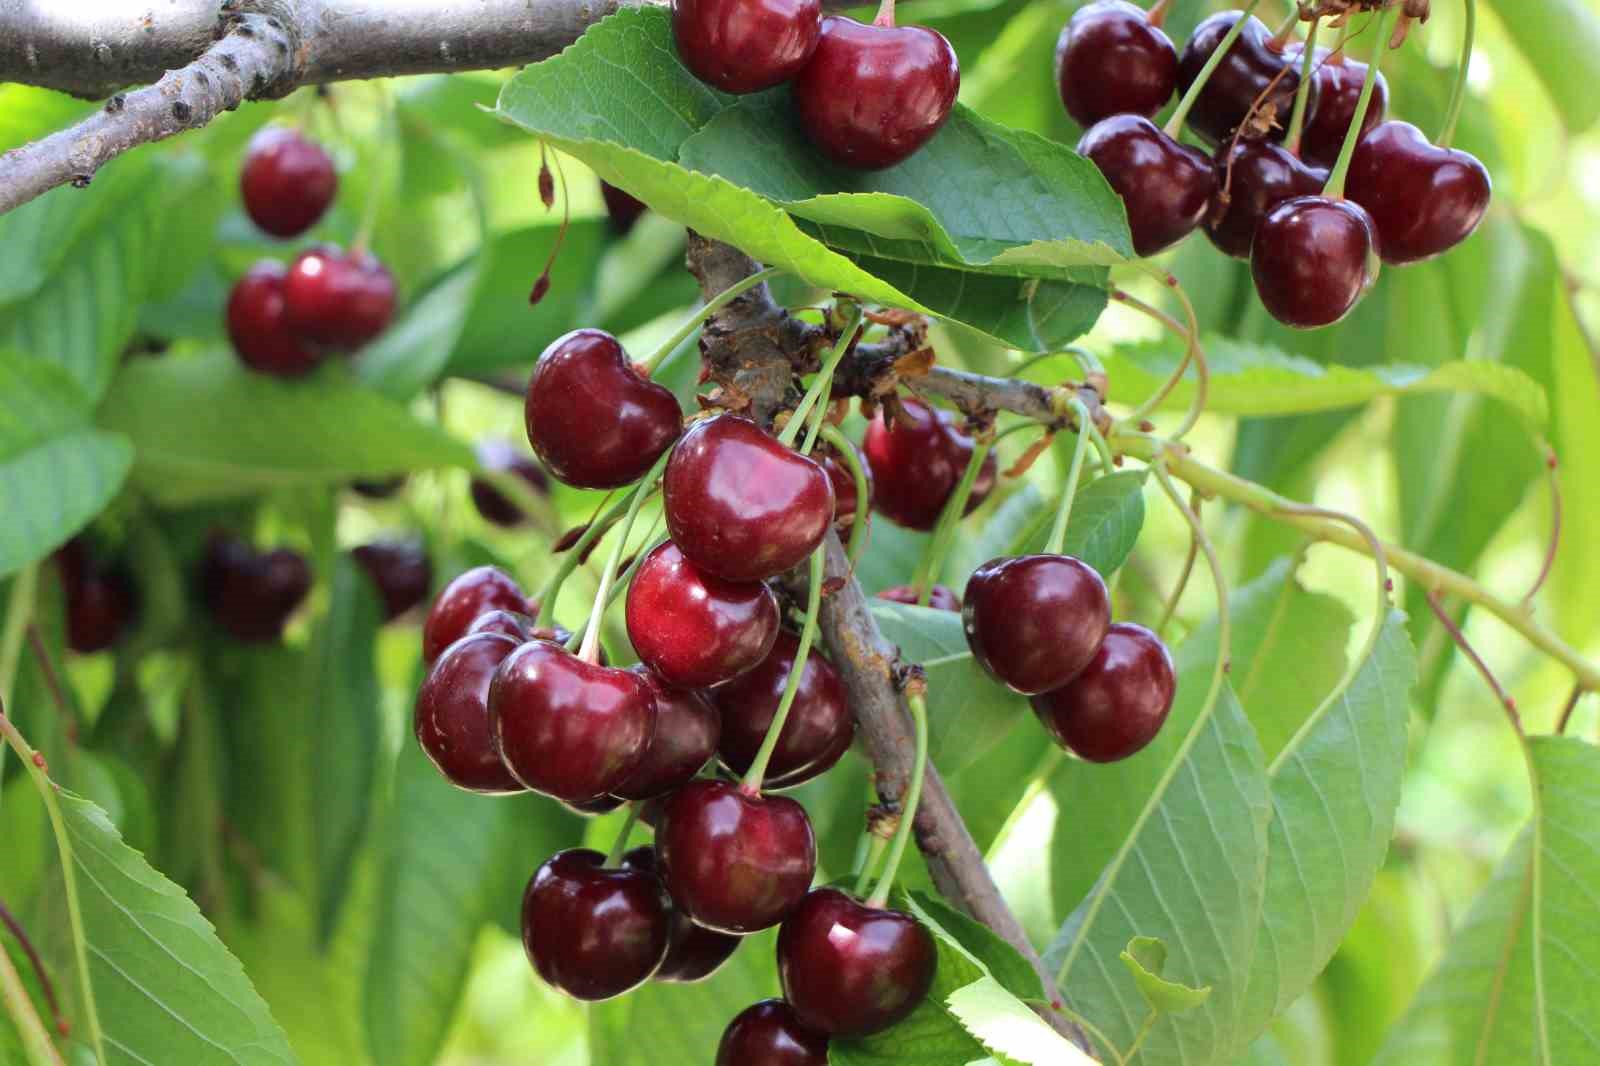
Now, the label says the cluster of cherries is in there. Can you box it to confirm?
[226,127,398,377]
[1062,1,1491,328]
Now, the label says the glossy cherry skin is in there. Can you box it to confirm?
[522,849,671,1001]
[351,540,432,621]
[673,0,822,93]
[1251,195,1377,329]
[714,631,854,790]
[778,888,938,1037]
[655,779,817,933]
[470,438,550,527]
[818,440,871,534]
[1031,622,1176,762]
[963,555,1111,696]
[877,584,961,612]
[226,261,323,377]
[625,541,780,690]
[1079,114,1217,257]
[525,329,683,490]
[423,566,528,664]
[414,632,525,794]
[240,127,337,239]
[621,847,744,983]
[718,1000,830,1066]
[600,180,647,234]
[862,400,996,532]
[792,16,960,171]
[1056,0,1178,127]
[1205,140,1328,259]
[200,535,312,644]
[282,245,396,351]
[664,415,835,583]
[1284,45,1387,168]
[612,667,722,800]
[1177,11,1311,145]
[1345,121,1492,265]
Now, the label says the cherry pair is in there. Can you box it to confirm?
[226,247,396,378]
[199,532,312,644]
[55,538,138,654]
[863,399,996,531]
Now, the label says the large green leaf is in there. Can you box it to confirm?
[1486,0,1600,133]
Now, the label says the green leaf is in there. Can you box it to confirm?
[946,976,1099,1065]
[907,890,1040,1002]
[357,261,481,399]
[1122,937,1214,1016]
[951,472,1147,584]
[1486,0,1600,133]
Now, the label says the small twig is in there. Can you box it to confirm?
[24,628,77,743]
[1556,685,1585,736]
[1156,494,1202,638]
[0,897,66,1039]
[1425,589,1523,735]
[1523,445,1562,607]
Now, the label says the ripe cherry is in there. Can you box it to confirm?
[463,609,587,653]
[1205,140,1328,260]
[1284,45,1387,168]
[522,849,671,1001]
[351,540,432,621]
[470,438,550,527]
[792,16,960,170]
[719,1001,829,1066]
[664,415,835,583]
[817,440,871,534]
[1031,622,1176,762]
[620,847,744,983]
[1079,114,1216,257]
[1345,121,1492,265]
[655,779,817,933]
[714,631,854,790]
[625,541,780,689]
[862,399,996,532]
[423,566,528,664]
[1055,0,1178,127]
[240,127,337,238]
[526,329,683,489]
[612,667,722,801]
[1176,11,1311,145]
[282,245,397,351]
[600,180,647,234]
[226,261,323,378]
[200,534,312,644]
[1251,195,1377,329]
[414,632,525,794]
[778,888,937,1037]
[673,0,822,94]
[963,554,1111,695]
[877,584,961,612]
[56,540,136,654]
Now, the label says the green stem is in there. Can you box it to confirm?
[778,306,864,449]
[911,436,995,607]
[853,832,890,897]
[1165,0,1263,139]
[575,449,673,664]
[352,82,397,254]
[1438,0,1476,146]
[642,268,782,376]
[535,491,636,628]
[604,804,642,867]
[0,564,38,797]
[868,690,928,908]
[741,547,826,793]
[819,423,872,570]
[604,520,667,613]
[1284,16,1321,154]
[1124,1010,1159,1064]
[1323,3,1401,199]
[1044,400,1094,557]
[0,936,62,1066]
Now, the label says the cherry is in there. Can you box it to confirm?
[625,541,780,690]
[226,261,323,378]
[673,0,822,93]
[462,610,594,657]
[963,554,1111,695]
[877,584,961,612]
[1345,121,1492,265]
[422,566,528,664]
[1078,114,1216,257]
[778,888,937,1037]
[717,1001,830,1066]
[489,640,656,802]
[714,631,854,790]
[600,180,647,234]
[654,778,816,933]
[414,632,525,794]
[1055,0,1178,127]
[56,541,136,654]
[1031,622,1176,762]
[1250,195,1376,329]
[620,847,744,983]
[282,245,397,351]
[199,534,312,644]
[1205,139,1328,260]
[792,16,960,171]
[525,329,683,489]
[1284,44,1387,168]
[351,476,404,499]
[818,439,871,534]
[239,127,337,239]
[351,540,432,621]
[522,849,671,1001]
[612,667,722,800]
[862,399,996,532]
[470,438,550,527]
[1176,11,1312,146]
[664,415,835,583]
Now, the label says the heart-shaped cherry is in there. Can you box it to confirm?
[470,438,550,527]
[414,632,525,794]
[612,667,722,800]
[714,630,854,790]
[1056,0,1178,127]
[877,584,962,611]
[625,541,780,689]
[600,180,647,234]
[1031,622,1176,762]
[621,847,744,983]
[526,329,683,490]
[240,127,337,239]
[664,415,835,583]
[862,399,996,532]
[200,534,312,644]
[226,261,323,378]
[777,888,938,1037]
[1079,114,1217,257]
[963,554,1111,695]
[654,778,816,933]
[818,439,872,534]
[1283,44,1387,168]
[792,16,960,170]
[56,540,137,654]
[282,245,397,351]
[1251,195,1377,329]
[522,848,671,1001]
[673,0,822,93]
[1176,11,1312,145]
[718,1000,830,1066]
[1345,121,1492,265]
[1205,139,1328,259]
[351,540,432,621]
[489,640,657,802]
[423,566,528,664]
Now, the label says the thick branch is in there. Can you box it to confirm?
[0,2,222,99]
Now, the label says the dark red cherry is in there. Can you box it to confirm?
[351,540,432,621]
[1078,114,1217,257]
[414,632,525,794]
[1283,44,1387,168]
[1056,0,1178,127]
[240,127,337,239]
[792,16,960,170]
[1031,622,1176,762]
[525,329,683,489]
[522,849,671,1001]
[470,438,550,527]
[562,794,627,817]
[818,439,872,534]
[1176,11,1312,145]
[463,610,592,656]
[600,180,647,234]
[1205,139,1328,259]
[862,399,997,532]
[199,534,312,644]
[714,631,854,790]
[963,555,1111,695]
[226,261,323,378]
[56,542,137,654]
[673,0,822,93]
[1251,195,1376,329]
[877,584,962,612]
[423,566,527,664]
[625,541,780,690]
[1345,121,1492,265]
[655,778,816,933]
[664,415,834,583]
[282,245,397,351]
[612,667,722,801]
[489,640,656,802]
[718,1001,830,1066]
[778,888,937,1037]
[620,847,744,983]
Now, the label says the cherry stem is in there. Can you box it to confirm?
[0,562,37,791]
[1114,275,1208,440]
[1146,0,1171,29]
[1284,16,1321,155]
[1556,684,1585,736]
[819,423,873,571]
[1164,0,1264,139]
[575,447,673,665]
[1523,444,1561,608]
[867,689,928,908]
[778,305,864,450]
[352,81,397,255]
[642,267,782,376]
[0,927,63,1066]
[535,491,636,629]
[1426,588,1524,735]
[1044,400,1094,558]
[910,432,995,607]
[603,804,642,867]
[873,0,896,28]
[1438,0,1476,147]
[1322,2,1401,200]
[0,897,65,1043]
[740,546,826,794]
[853,832,890,897]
